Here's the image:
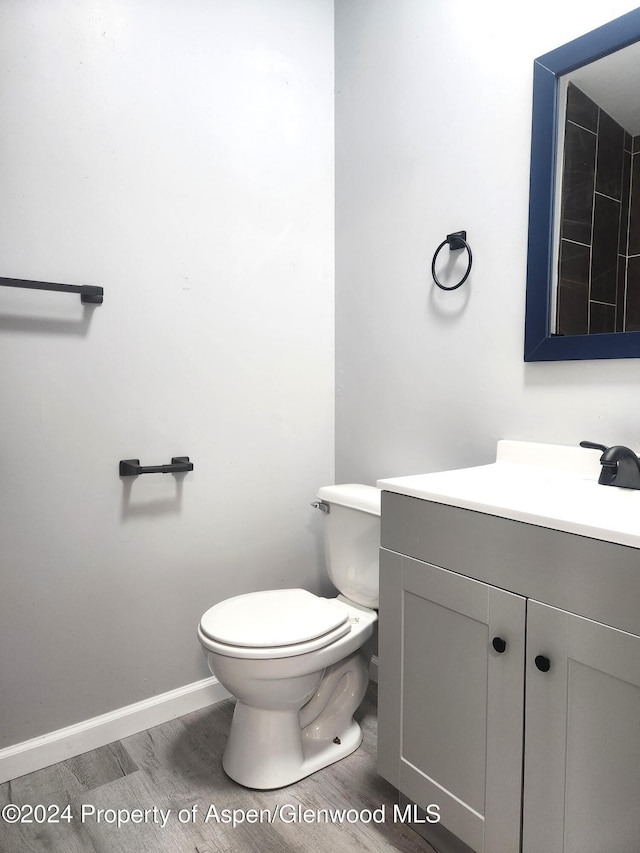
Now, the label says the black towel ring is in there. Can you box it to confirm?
[431,230,472,291]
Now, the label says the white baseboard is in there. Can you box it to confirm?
[0,676,230,785]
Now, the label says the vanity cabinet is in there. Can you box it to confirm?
[378,549,526,852]
[523,601,640,853]
[378,491,640,853]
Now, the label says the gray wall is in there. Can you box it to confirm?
[335,0,640,485]
[5,0,640,757]
[0,0,334,749]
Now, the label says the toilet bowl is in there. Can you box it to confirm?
[197,484,381,789]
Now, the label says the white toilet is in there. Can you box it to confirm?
[197,483,381,789]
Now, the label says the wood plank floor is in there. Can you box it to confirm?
[0,682,436,852]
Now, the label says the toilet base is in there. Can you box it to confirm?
[221,649,370,789]
[222,705,363,789]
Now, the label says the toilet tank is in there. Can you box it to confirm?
[316,484,381,609]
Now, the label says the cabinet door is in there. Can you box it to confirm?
[378,550,526,853]
[523,601,640,853]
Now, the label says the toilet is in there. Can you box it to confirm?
[197,483,381,789]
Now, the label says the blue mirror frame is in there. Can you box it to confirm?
[525,8,640,361]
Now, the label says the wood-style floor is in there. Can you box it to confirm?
[0,682,436,852]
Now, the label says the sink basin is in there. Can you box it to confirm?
[377,440,640,549]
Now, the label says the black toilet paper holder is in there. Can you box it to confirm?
[119,457,194,476]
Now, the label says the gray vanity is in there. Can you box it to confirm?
[377,441,640,853]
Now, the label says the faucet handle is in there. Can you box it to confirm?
[580,440,608,453]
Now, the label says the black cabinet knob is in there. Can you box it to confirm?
[492,637,507,653]
[535,655,551,672]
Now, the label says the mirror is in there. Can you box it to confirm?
[525,8,640,361]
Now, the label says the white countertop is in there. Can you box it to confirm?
[377,440,640,549]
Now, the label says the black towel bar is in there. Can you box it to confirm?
[119,457,194,476]
[0,277,103,304]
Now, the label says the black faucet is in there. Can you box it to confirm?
[580,441,640,489]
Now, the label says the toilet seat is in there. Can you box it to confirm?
[198,589,352,660]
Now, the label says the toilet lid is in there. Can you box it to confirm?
[199,589,350,648]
